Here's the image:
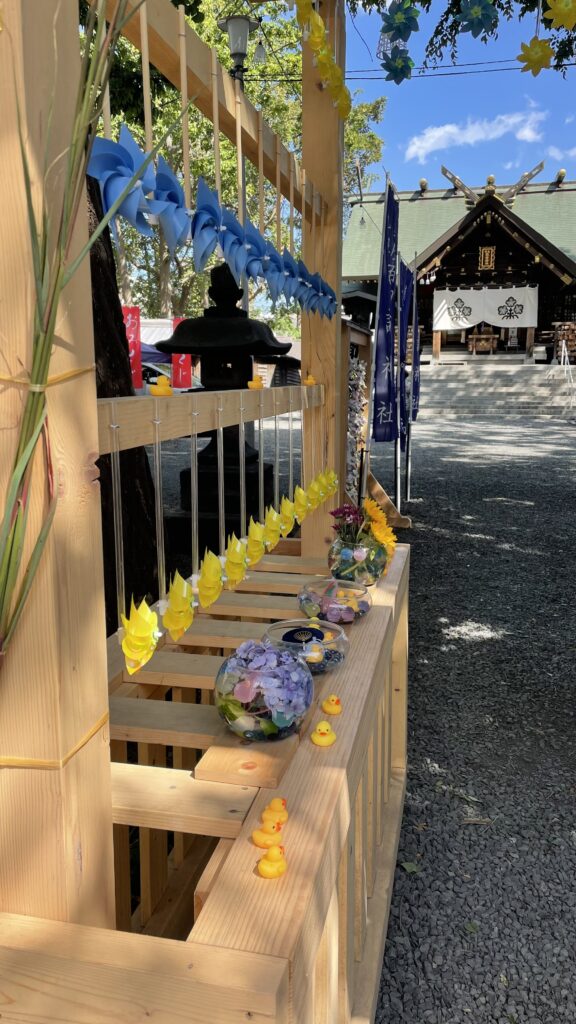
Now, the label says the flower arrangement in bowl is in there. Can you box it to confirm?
[328,499,397,586]
[264,619,349,675]
[215,640,314,742]
[298,578,372,624]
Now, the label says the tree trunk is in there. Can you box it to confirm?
[87,176,157,635]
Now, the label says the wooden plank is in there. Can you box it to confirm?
[110,740,132,932]
[128,651,225,690]
[172,686,201,865]
[351,773,406,1024]
[94,0,322,225]
[190,602,395,968]
[194,839,234,921]
[111,762,257,837]
[253,554,328,575]
[365,731,378,898]
[110,696,226,749]
[353,772,367,963]
[313,885,339,1024]
[138,739,168,926]
[176,618,264,650]
[141,837,217,940]
[338,818,356,1024]
[98,383,322,455]
[391,589,409,772]
[195,732,300,790]
[197,591,298,621]
[0,913,290,1024]
[236,571,321,595]
[0,0,114,926]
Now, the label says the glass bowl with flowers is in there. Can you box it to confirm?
[214,639,314,742]
[264,618,348,675]
[328,498,397,586]
[298,577,372,624]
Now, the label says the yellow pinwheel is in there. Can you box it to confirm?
[308,9,326,50]
[544,0,576,30]
[246,517,266,567]
[224,533,248,589]
[279,496,295,538]
[264,506,282,551]
[197,549,223,609]
[296,0,313,27]
[294,485,310,524]
[325,469,338,495]
[162,570,194,642]
[306,478,323,510]
[121,598,160,675]
[517,35,554,76]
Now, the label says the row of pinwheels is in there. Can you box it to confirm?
[120,468,339,675]
[192,178,337,319]
[296,0,352,120]
[378,0,575,84]
[87,127,337,319]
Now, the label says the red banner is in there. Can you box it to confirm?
[122,306,142,389]
[171,317,192,388]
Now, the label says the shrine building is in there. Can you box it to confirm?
[342,170,576,361]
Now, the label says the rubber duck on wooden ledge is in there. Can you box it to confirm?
[258,845,287,879]
[322,694,342,716]
[311,721,337,747]
[261,797,289,826]
[252,820,283,849]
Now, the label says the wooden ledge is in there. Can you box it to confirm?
[254,554,328,575]
[176,619,264,650]
[197,591,298,621]
[111,762,257,838]
[123,651,225,691]
[110,697,226,749]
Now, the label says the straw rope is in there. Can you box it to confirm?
[0,364,95,393]
[0,711,109,770]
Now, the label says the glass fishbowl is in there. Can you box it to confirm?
[264,619,349,675]
[328,534,388,586]
[298,577,372,624]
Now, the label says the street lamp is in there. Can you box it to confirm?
[217,15,259,84]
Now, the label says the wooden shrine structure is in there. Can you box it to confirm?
[0,2,409,1021]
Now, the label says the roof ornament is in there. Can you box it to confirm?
[440,165,479,205]
[500,161,545,205]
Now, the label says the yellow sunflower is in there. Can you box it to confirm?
[363,496,387,525]
[370,519,397,556]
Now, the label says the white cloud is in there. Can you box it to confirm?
[547,144,576,160]
[504,159,521,171]
[566,114,575,124]
[405,110,547,164]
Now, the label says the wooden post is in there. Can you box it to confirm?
[0,0,115,926]
[301,0,345,556]
[526,326,535,359]
[432,330,442,361]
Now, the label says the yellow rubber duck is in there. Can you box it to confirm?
[252,820,283,849]
[248,375,264,389]
[149,374,172,396]
[311,721,337,747]
[261,797,289,825]
[303,373,317,385]
[304,641,324,665]
[257,845,287,879]
[322,694,342,716]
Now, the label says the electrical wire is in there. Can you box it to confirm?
[244,60,576,81]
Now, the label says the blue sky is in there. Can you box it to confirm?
[345,7,576,193]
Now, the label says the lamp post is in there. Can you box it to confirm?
[217,14,260,314]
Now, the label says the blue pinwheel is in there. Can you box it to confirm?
[380,0,420,43]
[456,0,498,37]
[297,260,317,313]
[220,208,250,283]
[87,124,156,239]
[263,243,286,304]
[244,220,267,282]
[309,272,326,316]
[191,178,222,272]
[281,249,301,303]
[151,154,191,254]
[380,44,415,84]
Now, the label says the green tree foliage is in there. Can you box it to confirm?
[88,2,385,323]
[347,0,576,69]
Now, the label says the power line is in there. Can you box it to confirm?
[245,61,576,82]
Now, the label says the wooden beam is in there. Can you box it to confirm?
[0,0,114,926]
[196,591,299,621]
[175,619,264,650]
[110,697,226,748]
[253,554,327,575]
[111,762,257,837]
[97,384,323,455]
[124,650,225,690]
[95,0,322,220]
[195,731,300,790]
[300,0,346,556]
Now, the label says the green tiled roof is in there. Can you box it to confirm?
[342,181,576,280]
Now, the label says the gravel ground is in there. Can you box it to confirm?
[371,416,576,1024]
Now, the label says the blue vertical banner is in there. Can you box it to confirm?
[373,184,399,442]
[398,259,414,452]
[411,286,421,421]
